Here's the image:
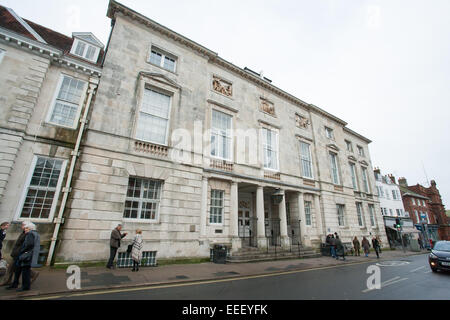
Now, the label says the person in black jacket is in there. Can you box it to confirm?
[0,222,10,261]
[6,222,36,291]
[372,237,381,259]
[1,222,39,286]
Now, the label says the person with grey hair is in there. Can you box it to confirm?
[106,224,127,269]
[6,222,40,291]
[1,221,39,286]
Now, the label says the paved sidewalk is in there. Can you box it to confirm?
[0,250,428,300]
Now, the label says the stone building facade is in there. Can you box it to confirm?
[53,0,387,263]
[0,5,102,263]
[0,1,388,264]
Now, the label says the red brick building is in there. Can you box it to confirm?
[398,178,449,242]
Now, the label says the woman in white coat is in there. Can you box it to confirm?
[131,229,143,272]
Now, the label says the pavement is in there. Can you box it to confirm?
[0,249,428,300]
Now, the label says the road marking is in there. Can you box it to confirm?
[362,276,408,293]
[27,259,380,300]
[424,270,432,274]
[409,266,425,273]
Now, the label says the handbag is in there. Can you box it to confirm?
[18,251,33,263]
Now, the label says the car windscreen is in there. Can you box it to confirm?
[433,242,450,252]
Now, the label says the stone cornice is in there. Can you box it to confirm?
[343,127,372,144]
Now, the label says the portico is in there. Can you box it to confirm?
[227,180,323,252]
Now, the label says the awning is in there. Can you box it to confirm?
[385,226,420,234]
[400,227,421,234]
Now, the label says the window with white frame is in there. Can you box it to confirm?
[361,167,370,193]
[422,200,426,206]
[124,178,162,221]
[300,142,313,179]
[337,204,345,226]
[149,47,177,72]
[357,145,365,157]
[304,201,312,226]
[389,209,393,216]
[392,190,397,200]
[349,163,358,190]
[356,202,364,227]
[385,189,390,199]
[136,88,171,145]
[72,39,99,63]
[377,186,385,198]
[18,156,65,220]
[345,140,353,152]
[369,204,376,227]
[414,210,419,222]
[210,190,224,224]
[325,127,334,140]
[211,110,232,161]
[262,127,279,171]
[412,198,416,205]
[47,75,86,128]
[329,152,340,185]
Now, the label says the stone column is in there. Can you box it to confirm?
[297,192,306,245]
[200,177,208,239]
[230,181,241,251]
[314,194,324,242]
[279,190,290,249]
[256,186,267,248]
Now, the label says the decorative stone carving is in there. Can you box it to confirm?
[296,114,310,129]
[260,99,275,116]
[213,76,232,97]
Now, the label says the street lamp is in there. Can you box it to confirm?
[271,189,284,205]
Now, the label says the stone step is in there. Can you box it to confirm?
[227,252,321,263]
[231,250,317,257]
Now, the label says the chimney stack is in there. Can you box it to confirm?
[388,174,396,184]
[398,177,408,187]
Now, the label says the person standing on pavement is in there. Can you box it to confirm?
[107,224,127,269]
[329,235,336,258]
[0,222,10,261]
[131,229,143,272]
[0,222,39,287]
[362,237,370,257]
[353,236,361,256]
[372,237,381,259]
[6,222,39,292]
[418,237,423,250]
[335,236,346,261]
[376,236,382,253]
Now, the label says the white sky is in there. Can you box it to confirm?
[2,0,449,208]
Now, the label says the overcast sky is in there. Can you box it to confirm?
[2,0,449,208]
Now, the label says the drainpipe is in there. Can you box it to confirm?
[46,77,99,266]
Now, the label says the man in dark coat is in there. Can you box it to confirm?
[106,224,127,269]
[0,222,39,286]
[6,223,37,291]
[335,236,346,261]
[372,237,380,259]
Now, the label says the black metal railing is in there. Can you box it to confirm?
[238,217,258,247]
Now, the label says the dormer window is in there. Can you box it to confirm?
[70,32,104,63]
